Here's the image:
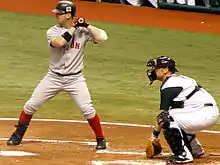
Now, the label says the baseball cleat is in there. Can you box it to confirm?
[193,152,210,158]
[7,133,22,145]
[166,155,193,164]
[7,122,28,146]
[96,137,106,150]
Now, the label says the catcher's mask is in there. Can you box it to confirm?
[146,56,178,85]
[52,1,76,18]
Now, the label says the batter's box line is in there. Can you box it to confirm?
[0,137,109,147]
[96,149,220,158]
[96,149,170,157]
[89,160,220,165]
[89,160,167,165]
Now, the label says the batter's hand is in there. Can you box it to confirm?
[74,17,89,28]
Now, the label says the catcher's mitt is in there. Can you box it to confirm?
[145,138,162,158]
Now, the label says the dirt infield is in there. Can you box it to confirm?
[1,1,220,165]
[1,120,220,165]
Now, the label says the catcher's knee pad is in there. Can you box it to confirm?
[80,103,96,119]
[24,102,38,115]
[156,111,174,129]
[163,127,185,155]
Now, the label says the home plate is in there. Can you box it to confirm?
[0,151,38,156]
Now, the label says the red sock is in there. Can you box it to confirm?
[18,110,33,124]
[87,113,104,139]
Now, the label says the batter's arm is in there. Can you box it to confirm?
[87,25,108,43]
[50,27,76,48]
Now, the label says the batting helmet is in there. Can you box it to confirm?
[52,1,76,17]
[146,56,178,85]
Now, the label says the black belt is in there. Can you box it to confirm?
[52,70,82,76]
[204,103,213,107]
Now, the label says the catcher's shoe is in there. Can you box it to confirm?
[193,151,205,158]
[7,133,22,145]
[96,137,106,150]
[166,155,193,164]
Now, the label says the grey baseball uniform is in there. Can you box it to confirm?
[24,25,96,119]
[7,0,107,150]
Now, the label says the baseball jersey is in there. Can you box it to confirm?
[46,25,94,75]
[160,74,216,110]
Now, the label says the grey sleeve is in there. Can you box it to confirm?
[80,28,95,42]
[86,30,95,42]
[46,27,62,46]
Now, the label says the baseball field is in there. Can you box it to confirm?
[0,0,220,164]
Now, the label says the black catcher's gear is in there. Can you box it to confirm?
[146,56,178,85]
[156,110,174,129]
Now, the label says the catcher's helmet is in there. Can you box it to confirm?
[146,56,178,85]
[52,1,76,17]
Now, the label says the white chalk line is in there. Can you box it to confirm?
[90,160,166,165]
[0,138,109,147]
[0,118,219,134]
[90,160,220,165]
[96,149,146,155]
[0,151,38,156]
[96,149,170,156]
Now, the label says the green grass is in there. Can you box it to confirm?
[0,11,220,129]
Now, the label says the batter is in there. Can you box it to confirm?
[146,56,219,164]
[7,0,108,150]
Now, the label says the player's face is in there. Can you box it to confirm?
[56,13,68,25]
[155,68,169,81]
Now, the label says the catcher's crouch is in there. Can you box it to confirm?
[145,56,219,164]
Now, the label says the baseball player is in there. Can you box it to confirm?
[146,56,219,164]
[7,0,108,150]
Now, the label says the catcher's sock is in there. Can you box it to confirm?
[87,113,104,139]
[18,110,32,124]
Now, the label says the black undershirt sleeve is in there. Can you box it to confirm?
[160,87,183,110]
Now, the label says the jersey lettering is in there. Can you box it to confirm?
[70,41,80,49]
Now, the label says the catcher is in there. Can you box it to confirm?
[145,56,219,164]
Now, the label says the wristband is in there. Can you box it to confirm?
[61,31,72,42]
[153,129,160,137]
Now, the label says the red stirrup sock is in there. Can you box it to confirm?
[18,110,33,124]
[87,113,104,139]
